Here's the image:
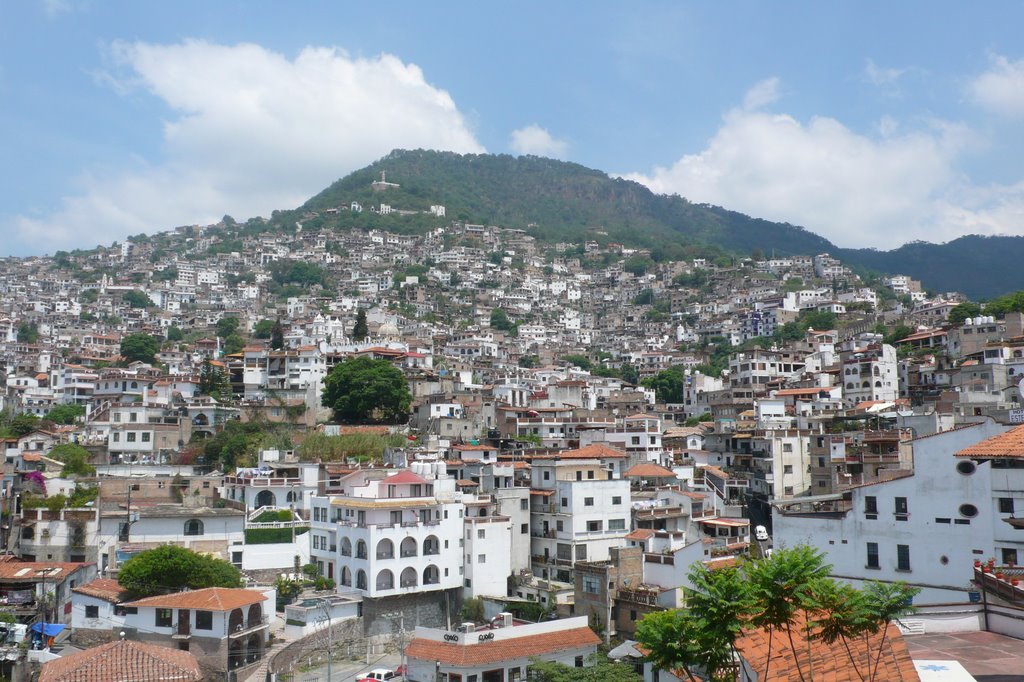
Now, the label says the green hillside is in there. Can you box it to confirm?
[278,149,1024,299]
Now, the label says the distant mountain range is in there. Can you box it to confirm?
[289,149,1019,299]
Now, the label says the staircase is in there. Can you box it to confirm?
[238,639,289,682]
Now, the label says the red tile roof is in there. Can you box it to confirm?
[625,529,656,541]
[623,463,676,478]
[956,424,1024,458]
[39,638,202,682]
[72,578,130,604]
[124,587,267,611]
[0,560,91,582]
[535,444,626,460]
[734,616,919,681]
[406,626,600,667]
[381,470,427,485]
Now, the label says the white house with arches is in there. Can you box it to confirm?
[222,450,321,516]
[308,462,465,598]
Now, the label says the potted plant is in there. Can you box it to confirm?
[996,571,1006,581]
[974,559,982,568]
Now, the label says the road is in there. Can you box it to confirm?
[283,649,403,682]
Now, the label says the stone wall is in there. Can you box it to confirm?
[362,588,457,640]
[269,618,363,676]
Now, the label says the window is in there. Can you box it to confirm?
[561,498,567,508]
[1000,498,1015,514]
[584,497,594,506]
[587,470,594,480]
[895,497,908,517]
[897,544,911,571]
[543,471,550,481]
[477,554,486,564]
[783,465,793,474]
[1003,548,1019,565]
[113,433,120,442]
[609,519,626,531]
[587,520,602,532]
[866,542,879,569]
[184,519,204,536]
[583,576,599,594]
[127,433,136,442]
[141,432,150,442]
[864,496,878,515]
[156,609,173,627]
[556,520,563,532]
[575,656,584,668]
[575,545,587,560]
[520,499,529,511]
[85,605,99,618]
[477,528,486,539]
[521,524,528,534]
[195,610,213,630]
[960,504,979,518]
[612,496,621,505]
[956,460,977,475]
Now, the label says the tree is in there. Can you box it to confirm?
[527,655,641,682]
[16,322,39,344]
[490,308,514,331]
[48,443,96,477]
[633,288,655,306]
[117,545,242,597]
[322,356,411,424]
[560,354,592,371]
[166,326,184,342]
[223,333,246,356]
[519,354,540,368]
[948,301,982,327]
[642,366,686,403]
[199,360,232,402]
[253,319,275,339]
[9,413,40,437]
[216,316,240,339]
[271,320,285,350]
[120,333,159,364]
[122,290,154,308]
[46,404,85,425]
[352,309,368,341]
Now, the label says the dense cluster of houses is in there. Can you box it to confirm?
[2,193,1024,679]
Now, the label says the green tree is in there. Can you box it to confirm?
[322,357,411,424]
[490,308,514,331]
[216,316,240,339]
[120,333,159,364]
[10,413,40,437]
[122,290,154,308]
[624,255,653,276]
[16,322,39,344]
[642,366,686,403]
[519,354,540,368]
[48,443,96,476]
[352,309,369,341]
[947,301,982,327]
[883,324,915,346]
[79,289,99,303]
[117,545,242,597]
[45,404,85,425]
[527,655,641,682]
[560,354,592,371]
[223,333,246,356]
[199,360,232,402]
[271,320,285,350]
[166,326,184,342]
[253,319,275,339]
[633,288,655,305]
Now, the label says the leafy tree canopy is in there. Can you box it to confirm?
[642,366,686,403]
[527,655,641,682]
[166,326,184,342]
[322,356,411,424]
[46,403,85,425]
[253,319,275,339]
[490,308,514,331]
[948,301,982,327]
[120,333,159,364]
[560,354,592,371]
[122,289,154,308]
[216,316,240,339]
[352,309,369,341]
[49,443,96,477]
[117,545,242,597]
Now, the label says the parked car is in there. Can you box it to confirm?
[358,669,396,682]
[754,525,769,542]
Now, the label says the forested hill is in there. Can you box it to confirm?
[294,149,1022,299]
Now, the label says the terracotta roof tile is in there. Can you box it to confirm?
[124,587,266,611]
[734,615,919,681]
[0,561,91,582]
[72,578,130,604]
[535,444,627,460]
[406,626,600,667]
[39,638,202,682]
[956,424,1024,458]
[623,463,676,478]
[625,529,656,541]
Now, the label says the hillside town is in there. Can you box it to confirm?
[2,177,1024,681]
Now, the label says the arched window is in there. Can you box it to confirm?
[376,570,394,590]
[356,570,367,590]
[846,383,854,390]
[423,565,440,585]
[400,537,418,557]
[340,537,352,557]
[400,567,418,588]
[376,539,394,560]
[875,381,882,388]
[286,490,299,503]
[340,566,351,587]
[184,519,204,536]
[356,540,367,559]
[861,381,870,388]
[423,535,440,556]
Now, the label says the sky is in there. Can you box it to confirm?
[4,2,1024,256]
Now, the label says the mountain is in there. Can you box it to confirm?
[292,149,1020,299]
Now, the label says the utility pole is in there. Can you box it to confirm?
[316,598,333,682]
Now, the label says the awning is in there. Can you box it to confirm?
[31,623,65,637]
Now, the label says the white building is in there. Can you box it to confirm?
[773,419,1021,612]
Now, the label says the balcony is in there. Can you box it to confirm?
[229,615,270,639]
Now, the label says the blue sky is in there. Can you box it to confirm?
[4,1,1024,255]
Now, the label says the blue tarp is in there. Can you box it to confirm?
[30,623,65,637]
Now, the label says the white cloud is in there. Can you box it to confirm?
[864,58,905,87]
[622,80,1021,249]
[9,40,483,254]
[970,54,1024,117]
[509,125,568,159]
[41,0,73,17]
[742,77,779,111]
